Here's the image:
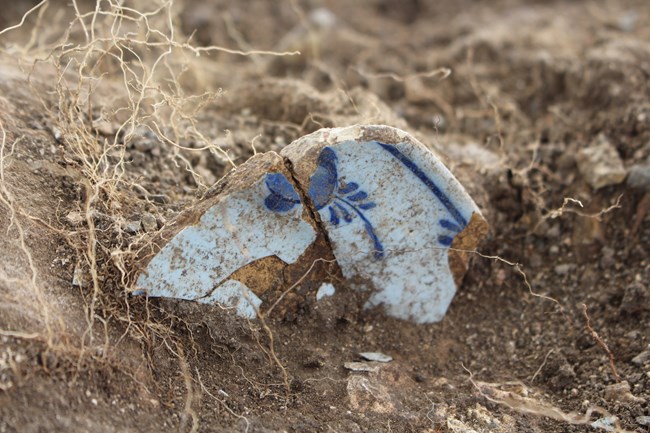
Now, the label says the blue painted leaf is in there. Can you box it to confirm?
[335,202,353,222]
[438,235,454,247]
[358,202,376,210]
[347,191,368,202]
[338,182,359,194]
[265,193,298,212]
[264,173,300,212]
[328,206,340,225]
[265,173,300,202]
[439,219,462,233]
[308,147,338,210]
[362,221,384,260]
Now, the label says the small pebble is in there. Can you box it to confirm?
[133,138,157,153]
[546,224,561,239]
[554,264,575,276]
[576,134,626,189]
[72,265,88,287]
[52,127,63,142]
[626,163,650,191]
[627,373,642,384]
[65,211,84,226]
[344,362,380,372]
[309,7,337,28]
[599,247,616,268]
[631,349,650,366]
[141,213,158,232]
[359,352,392,363]
[618,10,638,32]
[604,380,646,403]
[620,282,650,314]
[148,194,170,204]
[591,416,617,432]
[124,220,142,234]
[316,283,335,301]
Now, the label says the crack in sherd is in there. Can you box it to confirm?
[281,156,343,282]
[196,158,344,315]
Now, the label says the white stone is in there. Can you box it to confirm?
[359,352,392,363]
[316,282,336,300]
[591,416,618,432]
[637,416,650,426]
[576,134,626,189]
[344,362,380,372]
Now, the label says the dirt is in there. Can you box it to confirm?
[0,0,649,432]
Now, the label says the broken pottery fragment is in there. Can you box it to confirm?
[134,125,487,323]
[134,152,328,318]
[279,125,488,322]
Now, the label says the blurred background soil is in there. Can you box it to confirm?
[0,0,649,432]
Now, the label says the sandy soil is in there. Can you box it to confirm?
[0,0,649,432]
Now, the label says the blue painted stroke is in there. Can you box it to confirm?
[347,191,368,202]
[334,202,353,223]
[377,142,468,228]
[439,219,462,233]
[328,206,340,225]
[308,146,384,259]
[308,147,338,209]
[336,197,384,259]
[263,146,385,260]
[264,172,300,212]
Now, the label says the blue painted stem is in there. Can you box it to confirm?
[335,197,385,259]
[378,142,468,228]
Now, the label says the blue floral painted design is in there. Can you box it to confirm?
[264,143,469,258]
[308,148,384,259]
[263,148,384,259]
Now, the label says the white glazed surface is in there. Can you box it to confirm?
[200,279,263,318]
[136,175,316,302]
